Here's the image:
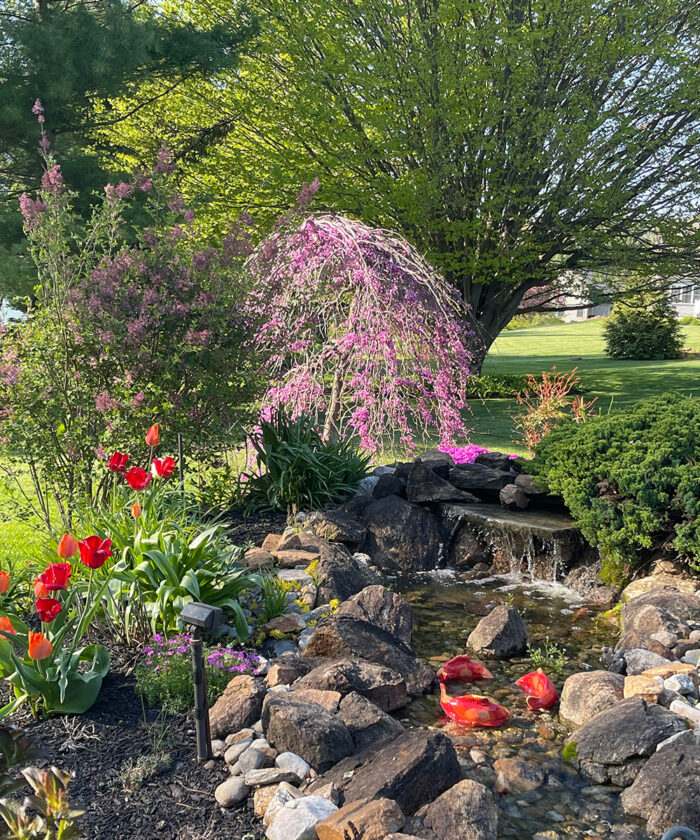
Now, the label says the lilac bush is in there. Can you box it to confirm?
[246,211,478,454]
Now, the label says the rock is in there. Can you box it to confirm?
[263,613,308,634]
[406,462,479,504]
[499,484,529,510]
[656,728,697,751]
[253,783,281,818]
[303,615,435,695]
[262,533,284,551]
[336,584,413,645]
[493,758,546,793]
[624,649,672,675]
[623,675,664,703]
[449,464,514,493]
[279,688,342,713]
[356,475,381,497]
[238,745,270,772]
[266,662,305,688]
[618,588,700,651]
[620,744,700,837]
[264,698,355,772]
[467,606,529,659]
[266,795,339,840]
[665,674,696,695]
[210,675,266,740]
[475,451,515,472]
[372,473,406,499]
[514,472,546,495]
[310,511,367,548]
[313,541,380,604]
[224,738,254,765]
[448,526,491,568]
[337,691,404,750]
[683,649,700,665]
[294,659,408,712]
[225,727,255,745]
[243,548,274,569]
[316,797,405,840]
[274,549,320,569]
[244,767,303,787]
[361,495,444,572]
[214,776,249,808]
[621,575,700,602]
[308,730,461,815]
[643,662,698,680]
[276,752,312,780]
[559,671,625,727]
[669,698,700,726]
[568,697,688,786]
[263,782,304,827]
[422,779,498,840]
[415,448,455,477]
[278,569,314,586]
[211,739,226,757]
[650,630,679,648]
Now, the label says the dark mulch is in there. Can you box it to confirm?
[10,652,264,840]
[223,507,288,548]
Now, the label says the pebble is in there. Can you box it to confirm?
[211,739,226,756]
[469,748,489,765]
[214,776,250,808]
[275,752,312,779]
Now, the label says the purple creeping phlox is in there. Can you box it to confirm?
[438,444,518,464]
[143,633,262,675]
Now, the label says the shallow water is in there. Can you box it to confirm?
[395,571,648,840]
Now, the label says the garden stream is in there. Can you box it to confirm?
[396,572,647,840]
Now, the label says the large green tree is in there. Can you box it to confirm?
[0,0,255,302]
[103,0,700,358]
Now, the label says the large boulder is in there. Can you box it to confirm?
[263,698,355,772]
[361,495,444,572]
[567,696,688,786]
[422,780,498,840]
[303,615,435,695]
[311,539,380,604]
[617,588,700,652]
[449,464,514,493]
[294,658,408,712]
[337,585,413,645]
[308,730,462,815]
[620,744,700,837]
[337,691,405,750]
[209,675,266,739]
[309,511,367,548]
[467,606,529,658]
[559,671,625,727]
[405,462,479,504]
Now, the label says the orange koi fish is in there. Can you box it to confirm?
[515,668,559,710]
[437,654,494,683]
[439,683,510,728]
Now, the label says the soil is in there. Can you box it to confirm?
[223,507,288,548]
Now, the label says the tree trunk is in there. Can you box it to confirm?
[463,280,531,374]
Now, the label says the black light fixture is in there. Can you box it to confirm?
[180,601,223,762]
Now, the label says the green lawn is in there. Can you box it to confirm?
[469,319,700,455]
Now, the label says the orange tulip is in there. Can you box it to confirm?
[145,424,160,447]
[515,669,559,710]
[437,654,493,683]
[57,533,79,559]
[0,616,16,635]
[28,632,52,661]
[34,579,48,598]
[131,502,142,519]
[0,571,9,594]
[439,683,510,728]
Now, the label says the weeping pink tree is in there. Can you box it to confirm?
[246,212,478,454]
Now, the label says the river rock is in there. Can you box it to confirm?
[313,541,380,604]
[337,584,413,645]
[266,795,339,840]
[337,691,404,750]
[224,737,254,765]
[308,730,461,815]
[238,744,270,772]
[422,779,498,840]
[244,767,302,787]
[620,744,700,837]
[316,797,405,840]
[361,495,444,572]
[624,649,672,675]
[310,511,367,548]
[209,675,266,740]
[559,671,625,727]
[449,463,515,493]
[263,698,355,772]
[567,696,688,785]
[669,698,700,727]
[467,606,529,658]
[303,615,435,695]
[294,658,408,711]
[276,752,312,780]
[406,462,479,504]
[499,484,529,510]
[493,758,546,792]
[214,776,249,808]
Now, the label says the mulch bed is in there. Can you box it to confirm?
[223,507,288,548]
[8,648,264,840]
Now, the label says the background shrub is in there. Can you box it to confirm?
[603,300,684,360]
[530,393,700,582]
[504,313,563,331]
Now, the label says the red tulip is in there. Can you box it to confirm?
[145,424,160,447]
[28,632,52,661]
[437,654,494,683]
[439,683,510,728]
[151,456,175,479]
[35,563,71,594]
[0,616,16,636]
[0,572,9,594]
[107,451,129,473]
[125,467,151,491]
[57,533,79,559]
[515,669,559,710]
[78,536,113,569]
[36,597,62,623]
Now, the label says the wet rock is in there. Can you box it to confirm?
[266,795,339,840]
[310,511,367,548]
[623,674,663,703]
[406,462,479,504]
[624,649,672,675]
[499,484,529,510]
[449,526,491,568]
[372,473,406,499]
[316,797,405,840]
[214,776,249,808]
[620,744,700,837]
[336,584,413,645]
[568,697,688,786]
[449,464,515,493]
[264,698,355,772]
[493,758,546,792]
[562,566,620,609]
[467,606,529,658]
[337,691,404,750]
[313,541,380,604]
[303,615,435,695]
[308,730,461,815]
[559,671,625,727]
[294,658,408,712]
[422,779,498,840]
[361,495,444,572]
[209,675,266,740]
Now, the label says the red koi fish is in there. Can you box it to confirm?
[437,654,494,683]
[439,683,510,728]
[515,669,559,710]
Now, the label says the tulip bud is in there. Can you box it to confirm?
[57,533,79,559]
[0,571,9,594]
[145,424,160,447]
[131,502,142,519]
